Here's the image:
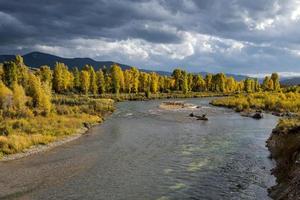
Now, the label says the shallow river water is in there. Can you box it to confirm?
[0,98,278,200]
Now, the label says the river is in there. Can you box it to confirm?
[0,98,278,200]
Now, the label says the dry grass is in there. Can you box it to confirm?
[211,92,300,113]
[0,95,114,157]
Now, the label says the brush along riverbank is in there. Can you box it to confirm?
[0,95,114,160]
[209,92,300,199]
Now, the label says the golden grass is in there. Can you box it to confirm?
[211,92,300,113]
[0,95,114,156]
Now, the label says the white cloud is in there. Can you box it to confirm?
[291,1,300,21]
[246,72,300,78]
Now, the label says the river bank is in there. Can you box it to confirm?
[98,91,229,101]
[266,118,300,200]
[0,96,115,160]
[209,93,300,199]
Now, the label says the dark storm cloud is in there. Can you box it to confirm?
[0,0,300,74]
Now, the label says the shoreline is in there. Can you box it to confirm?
[0,127,90,162]
[266,119,300,200]
[0,94,221,162]
[211,102,300,199]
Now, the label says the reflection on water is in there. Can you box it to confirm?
[0,98,278,200]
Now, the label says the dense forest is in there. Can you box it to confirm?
[0,55,289,156]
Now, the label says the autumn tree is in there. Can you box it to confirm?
[83,65,98,95]
[271,73,280,91]
[212,73,226,92]
[187,73,193,92]
[262,76,270,91]
[139,72,149,92]
[72,67,81,91]
[37,65,52,87]
[205,74,213,91]
[262,76,276,91]
[130,67,140,93]
[3,61,18,87]
[0,80,13,113]
[80,70,90,95]
[27,73,51,115]
[182,71,189,94]
[124,70,133,93]
[268,79,274,91]
[158,76,165,92]
[193,75,206,92]
[254,78,260,92]
[12,83,27,111]
[53,62,73,93]
[172,69,182,91]
[244,78,253,93]
[96,69,106,94]
[105,74,112,93]
[225,77,236,92]
[150,72,159,93]
[110,64,124,94]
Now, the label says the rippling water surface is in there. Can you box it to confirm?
[0,98,278,200]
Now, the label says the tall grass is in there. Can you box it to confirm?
[0,95,114,157]
[211,92,300,113]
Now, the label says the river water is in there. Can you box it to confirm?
[0,98,278,200]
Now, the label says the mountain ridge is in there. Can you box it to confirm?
[0,51,249,80]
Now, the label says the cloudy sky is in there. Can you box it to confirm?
[1,0,300,76]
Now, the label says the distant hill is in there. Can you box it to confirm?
[0,51,249,80]
[0,51,173,75]
[0,51,132,70]
[281,77,300,86]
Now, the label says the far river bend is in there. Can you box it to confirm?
[0,98,278,200]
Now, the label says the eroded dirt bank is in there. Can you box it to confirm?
[267,120,300,200]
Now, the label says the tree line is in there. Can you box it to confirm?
[0,55,281,116]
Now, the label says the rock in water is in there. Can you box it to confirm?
[252,112,263,119]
